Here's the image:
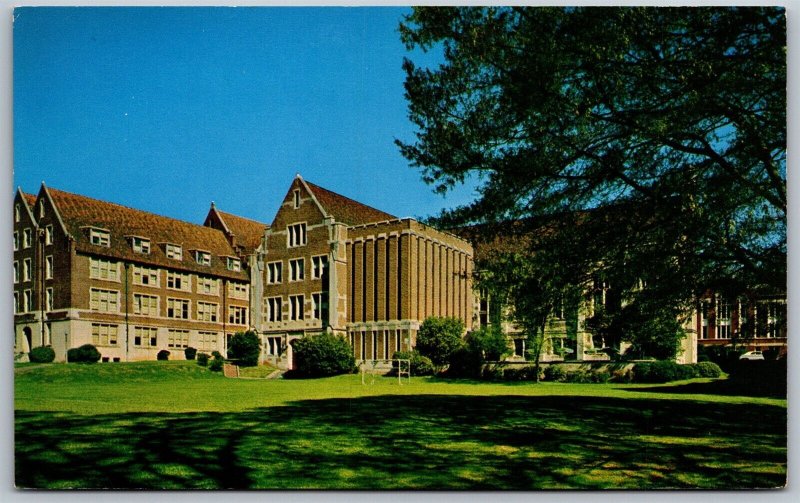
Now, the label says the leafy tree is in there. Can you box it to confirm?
[415,317,465,371]
[467,325,510,362]
[292,333,356,377]
[228,331,261,367]
[398,7,786,319]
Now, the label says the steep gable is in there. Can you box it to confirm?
[204,204,268,257]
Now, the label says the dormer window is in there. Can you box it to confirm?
[89,228,111,247]
[227,257,241,272]
[165,244,182,260]
[131,237,150,254]
[195,250,211,266]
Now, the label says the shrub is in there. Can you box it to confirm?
[67,344,101,363]
[211,351,223,360]
[466,326,510,362]
[445,346,482,378]
[502,367,535,381]
[543,365,567,382]
[29,346,55,363]
[692,361,723,378]
[415,317,465,370]
[157,349,170,361]
[196,353,210,367]
[632,360,696,383]
[393,350,434,376]
[228,331,261,367]
[208,357,224,372]
[590,369,612,383]
[184,347,197,361]
[564,370,592,383]
[292,333,356,377]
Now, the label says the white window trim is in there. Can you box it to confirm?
[287,222,308,248]
[90,257,121,283]
[311,255,328,279]
[90,288,120,313]
[133,293,160,316]
[45,255,53,279]
[289,258,305,282]
[13,261,18,284]
[166,297,191,320]
[132,265,160,287]
[165,243,183,261]
[45,225,54,245]
[89,228,111,247]
[166,271,192,292]
[267,261,283,284]
[13,231,18,251]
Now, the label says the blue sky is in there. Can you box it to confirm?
[13,7,479,225]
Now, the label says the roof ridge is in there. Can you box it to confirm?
[47,187,219,233]
[215,208,269,227]
[304,179,396,219]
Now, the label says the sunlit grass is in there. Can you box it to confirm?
[15,361,787,489]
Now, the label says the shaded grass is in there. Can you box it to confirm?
[15,362,787,489]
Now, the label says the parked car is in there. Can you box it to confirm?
[739,351,765,361]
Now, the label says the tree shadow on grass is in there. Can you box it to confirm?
[624,378,787,399]
[15,395,786,490]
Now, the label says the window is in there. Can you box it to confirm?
[14,203,19,222]
[228,282,248,300]
[287,223,307,247]
[14,292,19,314]
[13,261,18,284]
[45,255,53,279]
[91,323,118,346]
[195,250,211,266]
[267,261,282,284]
[229,305,248,325]
[90,288,119,312]
[23,228,32,248]
[167,271,191,291]
[38,200,45,218]
[90,258,120,281]
[45,225,53,245]
[197,301,219,322]
[13,231,18,251]
[166,243,182,260]
[23,258,32,282]
[312,292,326,320]
[133,294,159,316]
[311,255,328,279]
[197,331,218,351]
[132,237,150,254]
[293,189,301,208]
[289,294,304,321]
[89,228,110,247]
[167,329,190,349]
[132,265,158,286]
[134,326,158,347]
[265,336,282,355]
[167,298,190,319]
[289,258,305,282]
[45,288,54,311]
[715,298,731,339]
[266,297,282,322]
[227,257,241,271]
[197,276,219,295]
[24,289,33,312]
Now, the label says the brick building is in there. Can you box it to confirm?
[13,184,252,362]
[256,176,473,368]
[13,176,475,367]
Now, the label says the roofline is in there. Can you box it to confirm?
[16,187,38,227]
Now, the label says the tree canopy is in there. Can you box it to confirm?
[398,7,786,303]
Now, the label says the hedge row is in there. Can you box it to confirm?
[482,360,723,383]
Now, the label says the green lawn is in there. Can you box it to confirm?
[15,361,787,489]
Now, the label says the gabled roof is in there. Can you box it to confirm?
[45,187,248,280]
[304,180,396,227]
[214,209,268,256]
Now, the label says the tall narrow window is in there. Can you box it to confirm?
[23,228,32,249]
[45,256,53,279]
[15,204,20,222]
[293,189,301,208]
[289,258,305,282]
[45,288,54,311]
[45,225,53,245]
[267,262,282,284]
[289,295,304,320]
[23,258,31,282]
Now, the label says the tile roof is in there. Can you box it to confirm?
[46,187,248,280]
[22,192,37,208]
[304,180,397,227]
[214,209,268,256]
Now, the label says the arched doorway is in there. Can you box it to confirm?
[23,327,33,352]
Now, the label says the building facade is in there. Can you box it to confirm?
[13,185,252,362]
[13,176,475,367]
